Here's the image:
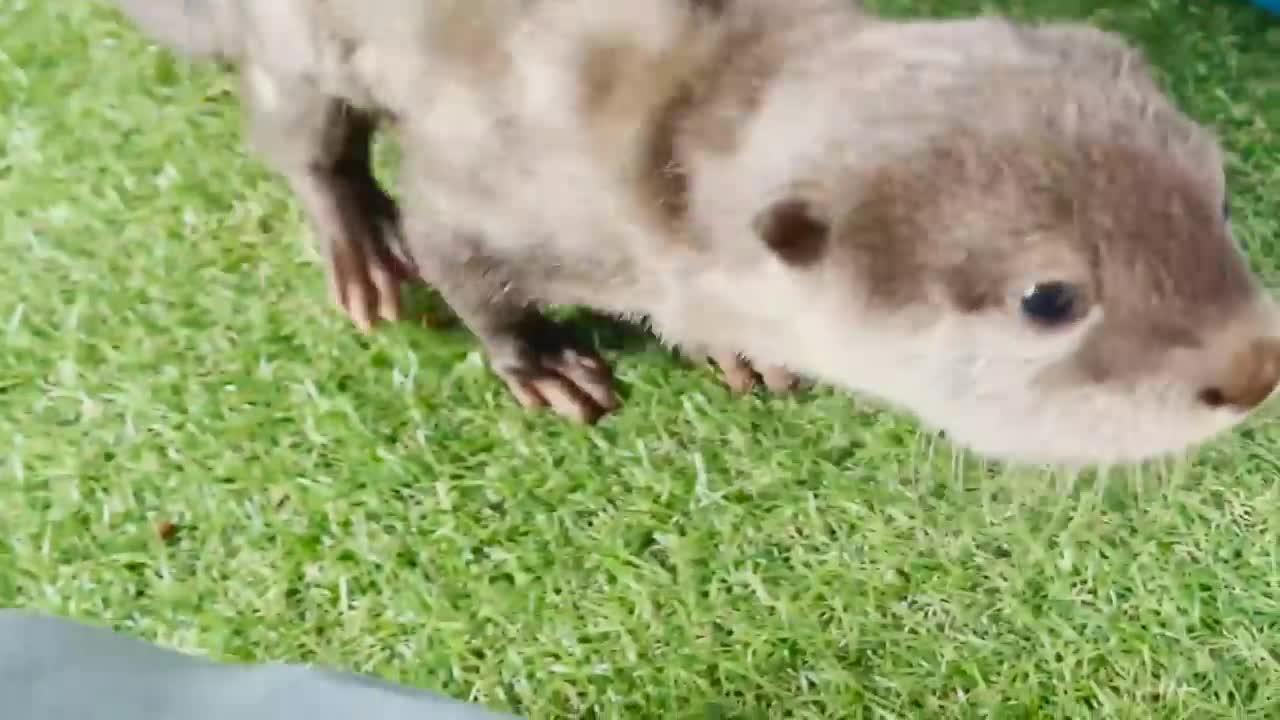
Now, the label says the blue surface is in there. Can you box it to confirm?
[0,611,521,720]
[1250,0,1280,15]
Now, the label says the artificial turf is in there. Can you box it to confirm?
[3,0,1280,717]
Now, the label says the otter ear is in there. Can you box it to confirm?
[751,196,831,267]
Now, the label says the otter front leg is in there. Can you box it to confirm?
[242,67,414,332]
[416,235,618,423]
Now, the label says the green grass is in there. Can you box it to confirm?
[3,0,1280,717]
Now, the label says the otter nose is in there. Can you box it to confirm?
[1199,338,1280,411]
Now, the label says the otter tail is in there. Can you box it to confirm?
[106,0,237,59]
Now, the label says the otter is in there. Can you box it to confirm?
[103,0,1279,466]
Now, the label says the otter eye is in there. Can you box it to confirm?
[1020,282,1082,326]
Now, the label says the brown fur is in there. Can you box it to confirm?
[426,1,511,80]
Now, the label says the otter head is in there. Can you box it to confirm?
[743,36,1277,467]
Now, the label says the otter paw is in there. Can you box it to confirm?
[705,350,799,394]
[489,323,619,424]
[326,214,418,334]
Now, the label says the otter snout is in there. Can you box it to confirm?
[1198,338,1280,411]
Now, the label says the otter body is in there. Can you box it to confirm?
[106,0,1280,466]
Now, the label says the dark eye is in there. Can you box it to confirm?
[1020,282,1083,326]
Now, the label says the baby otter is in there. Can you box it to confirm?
[105,0,1279,466]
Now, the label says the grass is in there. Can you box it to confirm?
[3,0,1280,717]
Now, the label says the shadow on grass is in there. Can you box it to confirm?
[399,283,665,357]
